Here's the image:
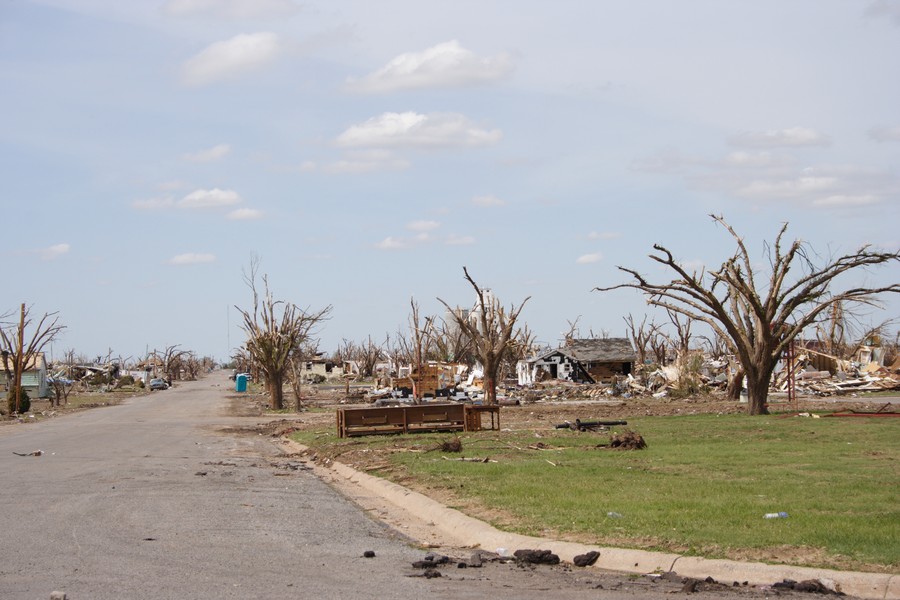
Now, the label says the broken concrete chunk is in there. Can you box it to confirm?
[513,549,560,565]
[573,550,600,567]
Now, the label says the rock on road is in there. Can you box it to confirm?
[0,372,845,599]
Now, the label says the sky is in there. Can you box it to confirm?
[1,0,899,363]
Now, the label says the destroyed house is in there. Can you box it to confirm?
[1,352,50,398]
[519,338,637,385]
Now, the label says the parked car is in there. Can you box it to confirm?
[149,378,169,391]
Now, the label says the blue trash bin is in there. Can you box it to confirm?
[235,374,248,392]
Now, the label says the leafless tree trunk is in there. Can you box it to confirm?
[408,298,435,403]
[596,215,900,415]
[623,314,660,368]
[666,309,693,360]
[352,335,382,378]
[432,318,473,364]
[1,304,66,413]
[236,258,332,410]
[438,267,530,405]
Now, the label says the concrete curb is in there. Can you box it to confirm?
[284,440,898,599]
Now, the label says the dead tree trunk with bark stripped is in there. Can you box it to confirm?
[596,215,900,415]
[439,267,529,405]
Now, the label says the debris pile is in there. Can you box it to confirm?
[604,430,647,450]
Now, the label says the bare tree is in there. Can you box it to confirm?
[352,335,383,378]
[432,318,474,365]
[1,304,66,413]
[666,308,694,360]
[407,298,435,402]
[236,259,332,410]
[438,267,530,405]
[623,314,660,369]
[48,374,75,407]
[562,316,582,345]
[596,215,900,415]
[160,345,189,382]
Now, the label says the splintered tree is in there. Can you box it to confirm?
[596,215,900,415]
[0,304,66,414]
[236,260,331,410]
[438,267,530,405]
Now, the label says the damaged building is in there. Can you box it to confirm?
[0,352,50,398]
[518,338,637,385]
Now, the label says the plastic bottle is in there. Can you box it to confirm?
[763,512,789,519]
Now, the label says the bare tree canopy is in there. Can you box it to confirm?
[1,303,66,413]
[236,259,332,410]
[438,267,530,404]
[596,215,900,415]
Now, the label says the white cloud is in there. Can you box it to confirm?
[183,143,231,162]
[311,150,411,174]
[182,33,280,86]
[162,0,300,19]
[446,234,476,246]
[728,127,830,148]
[40,243,70,260]
[868,125,900,142]
[587,231,620,240]
[866,0,900,25]
[133,196,175,210]
[576,253,603,265]
[724,151,788,168]
[472,194,506,207]
[158,180,190,192]
[811,195,882,208]
[226,208,263,220]
[737,176,838,200]
[346,40,513,94]
[374,236,408,250]
[179,188,242,208]
[168,253,216,265]
[335,112,501,149]
[407,220,440,232]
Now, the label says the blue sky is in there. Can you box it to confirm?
[2,0,899,362]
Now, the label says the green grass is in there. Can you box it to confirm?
[293,413,899,571]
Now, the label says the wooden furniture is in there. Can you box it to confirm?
[337,403,500,438]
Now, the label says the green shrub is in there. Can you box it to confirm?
[7,388,30,414]
[117,375,135,388]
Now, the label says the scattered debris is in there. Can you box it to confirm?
[772,578,844,595]
[12,450,43,456]
[573,550,600,567]
[513,549,560,565]
[599,430,646,450]
[555,419,628,432]
[412,552,452,569]
[441,456,496,463]
[439,437,463,453]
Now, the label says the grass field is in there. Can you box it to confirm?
[294,413,900,572]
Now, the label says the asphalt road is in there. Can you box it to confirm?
[0,373,860,600]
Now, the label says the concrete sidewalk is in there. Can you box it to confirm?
[283,439,898,600]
